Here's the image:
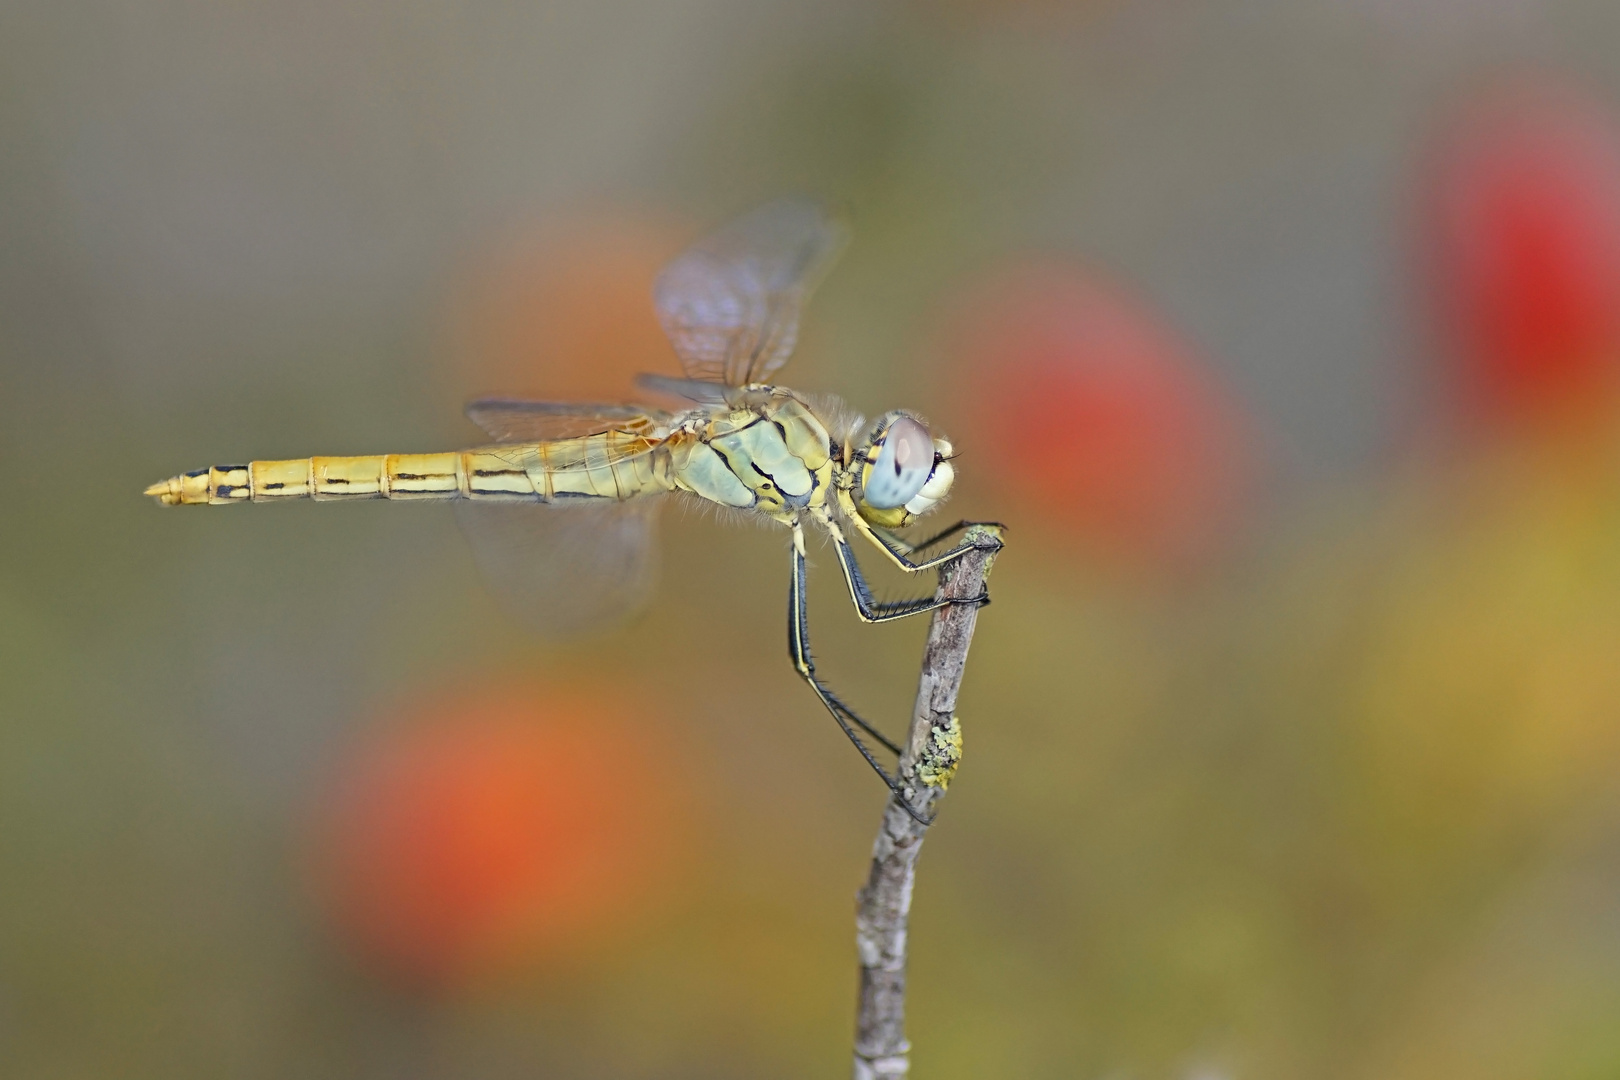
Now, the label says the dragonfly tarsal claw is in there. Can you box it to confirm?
[948,587,992,609]
[963,522,1007,550]
[892,793,936,827]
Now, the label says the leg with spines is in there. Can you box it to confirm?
[833,491,1005,574]
[787,524,931,825]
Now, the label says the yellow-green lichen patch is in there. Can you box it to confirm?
[916,715,963,789]
[962,523,1005,574]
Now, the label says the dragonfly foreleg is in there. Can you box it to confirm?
[789,528,932,825]
[880,518,1008,558]
[834,490,1003,574]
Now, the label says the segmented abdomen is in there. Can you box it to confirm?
[145,431,670,506]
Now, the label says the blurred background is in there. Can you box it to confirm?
[8,1,1620,1077]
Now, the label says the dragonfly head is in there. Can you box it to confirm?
[850,411,956,529]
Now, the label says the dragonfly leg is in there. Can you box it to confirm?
[832,531,976,625]
[789,528,933,825]
[880,518,1008,558]
[789,533,903,755]
[834,490,1004,574]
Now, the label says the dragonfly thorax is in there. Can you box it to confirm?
[667,386,835,523]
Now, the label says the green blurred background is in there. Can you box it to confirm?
[9,1,1620,1077]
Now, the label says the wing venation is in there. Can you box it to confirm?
[653,197,849,387]
[454,498,662,638]
[465,398,671,443]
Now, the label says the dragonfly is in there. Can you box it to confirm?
[145,198,1001,821]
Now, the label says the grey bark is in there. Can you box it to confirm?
[852,525,1002,1080]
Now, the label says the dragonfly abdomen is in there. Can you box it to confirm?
[145,453,464,506]
[146,433,673,507]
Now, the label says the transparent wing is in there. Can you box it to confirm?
[454,498,662,638]
[466,398,671,443]
[632,373,732,405]
[654,197,850,387]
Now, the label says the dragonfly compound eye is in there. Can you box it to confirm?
[862,416,937,510]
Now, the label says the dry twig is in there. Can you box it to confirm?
[852,524,1002,1080]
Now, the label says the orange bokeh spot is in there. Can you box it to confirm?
[945,259,1253,571]
[308,685,686,988]
[1422,78,1620,431]
[445,206,690,401]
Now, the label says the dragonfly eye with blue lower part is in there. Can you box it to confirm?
[864,416,934,509]
[855,413,956,525]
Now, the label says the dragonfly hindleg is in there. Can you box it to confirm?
[788,529,933,825]
[789,538,903,755]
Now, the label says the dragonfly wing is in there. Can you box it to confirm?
[654,197,849,387]
[454,497,662,638]
[633,373,732,405]
[465,399,672,443]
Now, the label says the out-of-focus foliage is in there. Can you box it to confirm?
[1422,78,1620,432]
[307,682,691,988]
[445,209,690,402]
[8,2,1620,1079]
[943,258,1254,573]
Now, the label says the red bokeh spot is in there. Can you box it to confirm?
[1423,79,1620,429]
[445,206,689,401]
[308,685,686,988]
[946,259,1253,570]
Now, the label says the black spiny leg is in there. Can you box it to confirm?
[789,536,903,755]
[858,517,1005,573]
[834,492,1004,575]
[832,533,978,625]
[883,519,1007,558]
[788,531,931,825]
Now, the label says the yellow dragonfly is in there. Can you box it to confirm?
[146,199,1001,819]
